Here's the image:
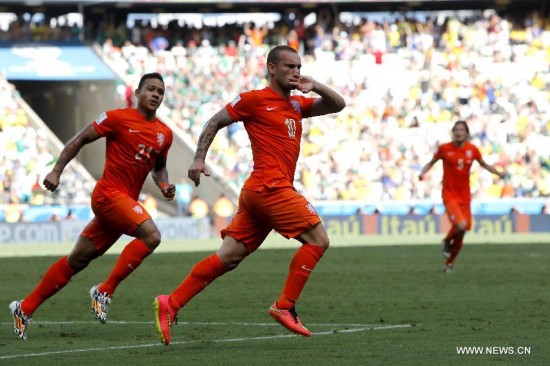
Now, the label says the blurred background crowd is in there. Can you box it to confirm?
[0,77,95,222]
[99,9,550,202]
[1,8,549,221]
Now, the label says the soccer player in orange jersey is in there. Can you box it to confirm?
[9,72,175,340]
[153,45,346,345]
[419,120,506,273]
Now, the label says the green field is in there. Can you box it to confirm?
[1,236,548,365]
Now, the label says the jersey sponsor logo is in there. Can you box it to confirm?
[95,111,108,125]
[230,95,241,107]
[129,128,141,133]
[157,132,165,147]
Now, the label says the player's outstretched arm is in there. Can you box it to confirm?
[43,124,101,192]
[188,108,234,187]
[418,156,438,181]
[478,158,506,179]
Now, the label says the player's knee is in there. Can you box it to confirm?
[316,235,330,250]
[456,222,467,234]
[143,230,161,249]
[300,225,330,249]
[310,231,330,250]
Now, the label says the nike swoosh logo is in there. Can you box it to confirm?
[266,107,277,111]
[128,264,135,269]
[129,128,141,133]
[301,265,313,272]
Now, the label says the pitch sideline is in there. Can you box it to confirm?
[1,233,549,258]
[0,322,414,360]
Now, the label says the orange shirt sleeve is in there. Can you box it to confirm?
[93,109,120,137]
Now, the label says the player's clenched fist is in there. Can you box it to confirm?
[43,171,61,192]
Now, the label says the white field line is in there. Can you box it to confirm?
[0,322,414,360]
[0,320,398,327]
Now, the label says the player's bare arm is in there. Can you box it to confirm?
[152,156,176,201]
[478,158,506,179]
[43,124,101,192]
[295,77,345,117]
[188,108,234,187]
[419,157,439,181]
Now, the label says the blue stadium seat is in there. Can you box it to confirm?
[431,203,446,215]
[315,203,360,216]
[474,201,514,215]
[359,204,378,214]
[512,200,545,214]
[23,206,68,222]
[412,202,434,215]
[376,202,411,215]
[70,206,94,220]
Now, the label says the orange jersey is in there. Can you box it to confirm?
[92,108,173,200]
[226,87,315,191]
[434,141,482,203]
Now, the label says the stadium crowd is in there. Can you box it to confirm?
[97,9,550,202]
[1,8,550,222]
[0,75,94,222]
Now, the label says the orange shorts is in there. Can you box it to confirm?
[81,192,151,255]
[444,199,472,230]
[221,187,321,253]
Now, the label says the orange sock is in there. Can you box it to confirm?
[276,244,326,310]
[169,254,226,310]
[447,234,464,265]
[98,239,152,295]
[21,256,76,315]
[444,226,461,243]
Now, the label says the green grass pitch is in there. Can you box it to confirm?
[0,237,548,365]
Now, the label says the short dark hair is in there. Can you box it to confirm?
[267,45,297,65]
[452,120,470,134]
[138,72,164,90]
